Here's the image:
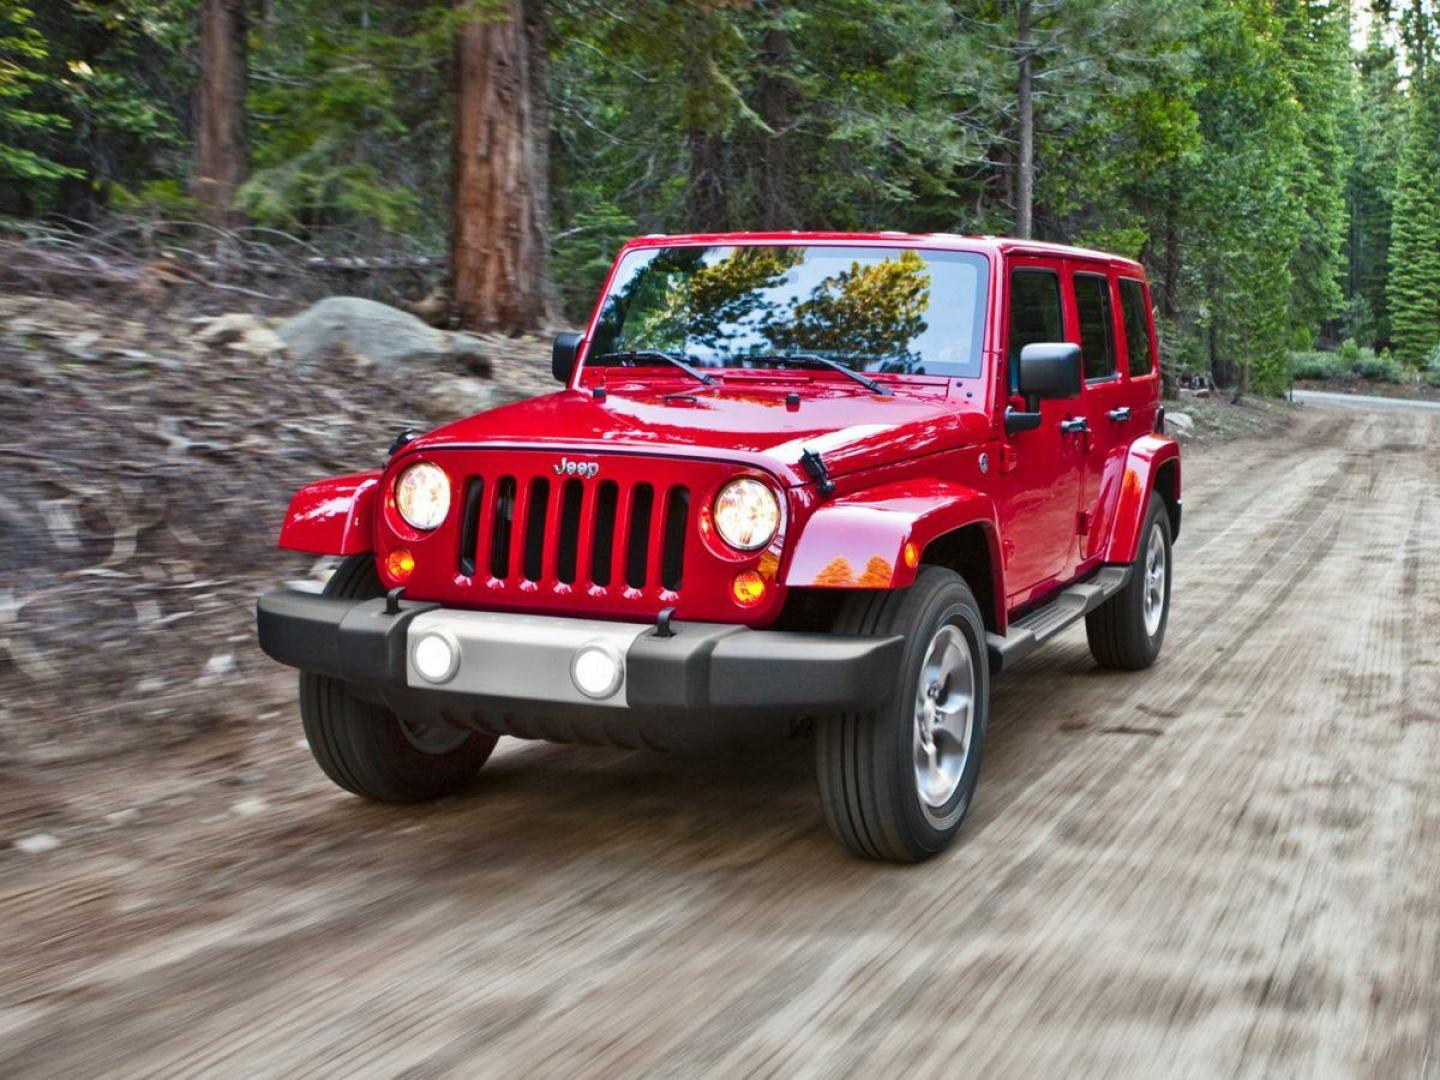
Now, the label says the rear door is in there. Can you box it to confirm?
[996,258,1085,603]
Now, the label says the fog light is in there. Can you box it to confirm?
[386,547,416,582]
[412,630,459,684]
[731,570,766,607]
[571,641,624,700]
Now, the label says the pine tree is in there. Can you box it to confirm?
[1348,28,1404,346]
[1387,68,1440,366]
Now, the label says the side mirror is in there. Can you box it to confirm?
[552,331,584,384]
[1018,342,1082,400]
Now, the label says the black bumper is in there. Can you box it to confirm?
[256,589,903,715]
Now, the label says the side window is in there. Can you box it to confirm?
[1072,273,1116,381]
[1008,269,1064,391]
[1119,278,1153,377]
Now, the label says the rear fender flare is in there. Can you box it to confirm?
[784,479,1004,625]
[277,472,381,555]
[1104,436,1181,564]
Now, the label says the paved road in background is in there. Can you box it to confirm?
[3,397,1438,1077]
[1293,387,1440,412]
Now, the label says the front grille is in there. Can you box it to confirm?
[457,467,689,594]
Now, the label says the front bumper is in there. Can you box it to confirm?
[256,589,903,717]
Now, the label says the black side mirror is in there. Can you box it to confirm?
[552,331,584,384]
[1018,342,1082,400]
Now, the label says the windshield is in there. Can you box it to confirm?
[586,244,990,379]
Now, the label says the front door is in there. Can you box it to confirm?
[996,259,1085,605]
[1068,265,1127,570]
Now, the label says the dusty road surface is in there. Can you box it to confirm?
[3,400,1438,1078]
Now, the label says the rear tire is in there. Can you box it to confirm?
[815,566,989,862]
[299,554,497,802]
[1086,494,1172,670]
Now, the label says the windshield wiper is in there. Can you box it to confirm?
[592,350,715,386]
[746,353,891,396]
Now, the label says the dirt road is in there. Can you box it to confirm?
[3,400,1437,1078]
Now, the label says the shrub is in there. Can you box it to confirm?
[1338,337,1362,364]
[1291,350,1346,381]
[1354,349,1402,382]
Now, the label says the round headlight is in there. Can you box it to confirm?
[713,478,781,551]
[395,462,450,530]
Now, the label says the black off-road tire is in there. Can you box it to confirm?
[1086,494,1172,671]
[815,566,990,863]
[299,554,497,802]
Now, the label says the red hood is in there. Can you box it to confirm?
[405,376,993,485]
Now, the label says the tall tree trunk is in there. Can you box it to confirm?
[452,0,549,333]
[685,16,728,226]
[688,132,727,224]
[758,20,791,230]
[195,0,247,227]
[1015,0,1034,240]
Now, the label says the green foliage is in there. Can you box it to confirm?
[1291,342,1402,383]
[1354,347,1402,382]
[1387,66,1440,366]
[0,2,82,187]
[1,0,1426,397]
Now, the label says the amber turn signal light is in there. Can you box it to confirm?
[386,547,416,582]
[731,570,766,607]
[903,542,919,569]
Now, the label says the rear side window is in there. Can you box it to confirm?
[1119,278,1153,377]
[1008,269,1064,393]
[1072,273,1116,380]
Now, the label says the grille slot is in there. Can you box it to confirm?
[590,481,619,587]
[522,477,549,582]
[489,476,517,579]
[661,486,688,590]
[625,484,654,589]
[455,464,690,598]
[457,477,484,577]
[556,479,584,584]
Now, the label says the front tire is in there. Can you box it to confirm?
[815,566,990,862]
[299,554,497,802]
[1086,494,1172,670]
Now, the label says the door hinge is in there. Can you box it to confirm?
[1077,510,1091,535]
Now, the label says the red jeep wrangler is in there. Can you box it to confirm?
[258,233,1180,862]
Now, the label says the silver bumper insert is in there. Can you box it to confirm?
[404,609,653,708]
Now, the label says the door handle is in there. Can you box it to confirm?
[1059,417,1088,434]
[1107,407,1132,422]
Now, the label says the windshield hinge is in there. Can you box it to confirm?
[801,449,836,498]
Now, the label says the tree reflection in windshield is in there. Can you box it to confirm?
[766,250,931,370]
[590,244,988,377]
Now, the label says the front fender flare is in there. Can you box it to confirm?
[277,472,380,555]
[1103,436,1181,564]
[785,478,1003,596]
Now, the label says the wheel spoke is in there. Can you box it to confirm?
[910,623,976,810]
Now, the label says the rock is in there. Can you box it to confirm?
[1167,411,1195,437]
[428,375,501,417]
[450,334,493,377]
[204,652,237,677]
[226,326,288,357]
[14,833,60,854]
[276,296,452,366]
[195,313,270,347]
[63,330,103,360]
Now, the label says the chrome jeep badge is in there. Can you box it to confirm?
[553,456,600,478]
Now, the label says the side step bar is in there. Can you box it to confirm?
[985,566,1130,674]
